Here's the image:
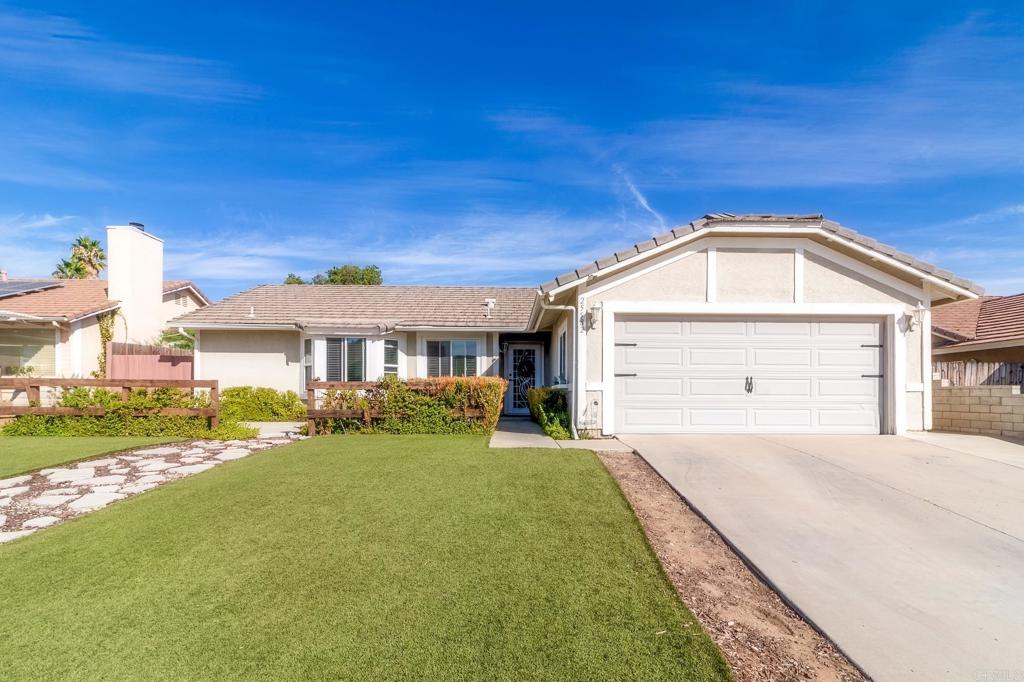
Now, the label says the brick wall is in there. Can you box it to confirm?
[932,381,1024,437]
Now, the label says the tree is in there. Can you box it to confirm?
[157,328,194,350]
[53,235,106,279]
[71,236,106,278]
[53,257,89,279]
[283,265,382,285]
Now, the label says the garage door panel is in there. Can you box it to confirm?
[621,347,683,367]
[615,315,883,434]
[753,320,812,337]
[687,408,747,427]
[620,377,684,398]
[752,347,812,368]
[688,347,747,367]
[688,377,747,397]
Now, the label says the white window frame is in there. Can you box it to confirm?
[419,334,483,377]
[383,338,400,377]
[325,336,367,382]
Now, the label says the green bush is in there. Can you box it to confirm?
[220,386,306,422]
[526,387,572,440]
[314,375,507,435]
[1,387,257,440]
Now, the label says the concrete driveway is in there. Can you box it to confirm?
[620,432,1024,682]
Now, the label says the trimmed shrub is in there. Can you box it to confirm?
[220,386,306,423]
[314,375,507,435]
[0,387,257,440]
[526,387,571,440]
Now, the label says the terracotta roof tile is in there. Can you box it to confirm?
[933,295,1024,347]
[0,278,203,321]
[173,285,536,330]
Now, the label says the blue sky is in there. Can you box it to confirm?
[1,2,1023,300]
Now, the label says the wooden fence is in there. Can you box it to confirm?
[305,380,484,435]
[107,342,193,380]
[0,378,219,428]
[932,360,1024,388]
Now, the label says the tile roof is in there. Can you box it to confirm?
[539,213,983,296]
[0,278,203,322]
[172,285,537,330]
[933,294,1024,348]
[163,280,211,304]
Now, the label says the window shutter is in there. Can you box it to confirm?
[346,338,365,381]
[464,341,477,376]
[427,340,450,377]
[326,338,343,381]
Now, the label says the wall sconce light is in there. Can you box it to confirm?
[906,302,926,332]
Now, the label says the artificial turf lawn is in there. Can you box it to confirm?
[0,436,180,478]
[0,435,731,682]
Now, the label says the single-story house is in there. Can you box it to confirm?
[0,224,207,378]
[175,213,981,436]
[932,294,1024,362]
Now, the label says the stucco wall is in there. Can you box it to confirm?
[717,249,794,302]
[76,316,102,377]
[161,289,202,330]
[198,330,302,393]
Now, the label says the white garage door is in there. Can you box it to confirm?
[614,316,884,434]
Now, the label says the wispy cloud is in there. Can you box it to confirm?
[495,17,1024,189]
[615,166,666,229]
[0,9,256,101]
[0,213,75,231]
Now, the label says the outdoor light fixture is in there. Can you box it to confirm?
[906,302,926,332]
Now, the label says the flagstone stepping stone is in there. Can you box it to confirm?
[0,513,5,526]
[180,457,205,464]
[79,475,127,487]
[181,448,206,456]
[47,468,97,483]
[215,449,250,461]
[91,485,122,494]
[137,461,176,472]
[0,498,11,508]
[133,446,181,456]
[69,492,124,512]
[118,455,142,462]
[108,467,130,474]
[167,463,216,476]
[135,474,166,485]
[0,486,30,498]
[0,530,35,543]
[31,494,80,508]
[0,475,31,489]
[120,482,159,495]
[78,458,119,468]
[49,487,83,495]
[22,516,60,529]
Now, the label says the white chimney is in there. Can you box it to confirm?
[106,223,165,343]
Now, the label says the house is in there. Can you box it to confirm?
[0,224,207,378]
[174,213,981,436]
[932,294,1024,362]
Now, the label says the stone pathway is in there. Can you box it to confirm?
[0,434,304,544]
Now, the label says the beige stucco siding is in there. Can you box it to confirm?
[162,289,203,329]
[199,330,302,393]
[76,317,102,377]
[803,253,916,305]
[717,249,794,302]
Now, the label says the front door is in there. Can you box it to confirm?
[505,344,543,415]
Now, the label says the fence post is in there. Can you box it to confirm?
[26,382,40,404]
[307,387,316,436]
[209,382,220,430]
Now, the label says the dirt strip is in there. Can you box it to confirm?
[599,450,866,682]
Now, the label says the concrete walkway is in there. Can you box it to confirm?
[489,418,560,448]
[622,433,1024,682]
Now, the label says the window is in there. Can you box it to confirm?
[303,339,313,384]
[175,292,188,307]
[558,329,567,382]
[0,328,56,376]
[326,337,365,381]
[384,339,399,377]
[427,339,477,377]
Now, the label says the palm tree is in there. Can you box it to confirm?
[71,236,106,278]
[53,258,89,279]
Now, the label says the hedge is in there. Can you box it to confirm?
[526,387,572,440]
[219,386,306,423]
[314,375,506,435]
[1,387,257,440]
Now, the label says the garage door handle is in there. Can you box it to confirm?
[615,373,637,377]
[862,374,883,378]
[861,344,883,348]
[615,343,638,347]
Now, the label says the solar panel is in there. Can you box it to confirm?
[0,280,64,300]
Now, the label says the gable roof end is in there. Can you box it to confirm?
[538,213,982,298]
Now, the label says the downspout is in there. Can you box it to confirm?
[537,298,580,440]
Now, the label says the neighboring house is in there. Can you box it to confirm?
[932,294,1024,362]
[0,225,208,378]
[174,213,981,436]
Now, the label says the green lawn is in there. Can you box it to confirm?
[0,436,180,478]
[0,435,729,681]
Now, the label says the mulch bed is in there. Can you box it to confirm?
[599,450,866,682]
